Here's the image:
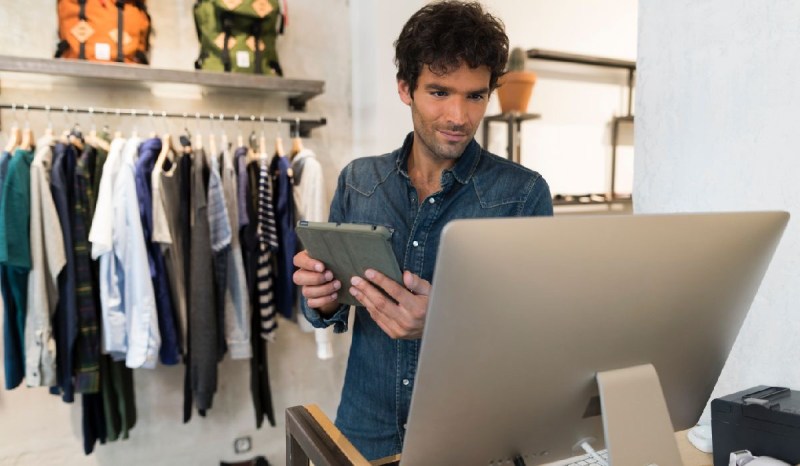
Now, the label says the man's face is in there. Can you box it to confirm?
[398,62,491,163]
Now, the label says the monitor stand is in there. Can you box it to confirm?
[596,364,683,465]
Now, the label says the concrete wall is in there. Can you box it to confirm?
[636,0,800,423]
[0,1,352,464]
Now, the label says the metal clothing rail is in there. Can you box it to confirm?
[526,48,636,201]
[526,48,635,117]
[0,103,327,138]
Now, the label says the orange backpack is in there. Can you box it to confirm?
[56,0,151,64]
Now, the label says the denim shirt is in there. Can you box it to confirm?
[301,132,552,460]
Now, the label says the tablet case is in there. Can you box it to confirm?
[296,221,403,307]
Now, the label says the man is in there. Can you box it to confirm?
[293,0,553,460]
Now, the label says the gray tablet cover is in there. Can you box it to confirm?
[296,221,403,307]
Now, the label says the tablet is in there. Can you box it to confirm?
[296,221,403,307]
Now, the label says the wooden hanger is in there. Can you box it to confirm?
[220,131,229,155]
[274,116,286,157]
[290,118,303,159]
[156,133,175,173]
[19,126,34,151]
[4,126,21,153]
[86,126,110,152]
[291,135,303,159]
[209,133,217,158]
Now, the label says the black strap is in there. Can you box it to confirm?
[220,12,233,72]
[78,0,87,59]
[251,19,264,74]
[269,60,283,77]
[55,40,70,58]
[116,1,125,62]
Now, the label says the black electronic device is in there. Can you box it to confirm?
[712,385,800,466]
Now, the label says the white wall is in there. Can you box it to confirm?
[0,1,352,464]
[636,0,800,423]
[350,0,638,198]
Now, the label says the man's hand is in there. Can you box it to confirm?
[293,250,341,315]
[349,269,432,339]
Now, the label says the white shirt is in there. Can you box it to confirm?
[89,138,128,358]
[114,138,160,368]
[221,149,252,359]
[292,148,334,360]
[25,136,66,386]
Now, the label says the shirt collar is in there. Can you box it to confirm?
[395,131,481,184]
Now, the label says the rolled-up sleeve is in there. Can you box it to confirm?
[299,167,351,333]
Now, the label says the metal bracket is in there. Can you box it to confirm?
[289,95,309,112]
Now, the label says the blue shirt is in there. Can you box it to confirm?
[134,138,180,365]
[50,143,78,401]
[270,154,297,318]
[301,133,553,460]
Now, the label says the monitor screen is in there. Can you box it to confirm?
[401,211,788,465]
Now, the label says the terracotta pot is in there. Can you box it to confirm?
[496,70,537,114]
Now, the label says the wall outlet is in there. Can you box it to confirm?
[234,436,252,454]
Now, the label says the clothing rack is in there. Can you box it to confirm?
[0,103,327,138]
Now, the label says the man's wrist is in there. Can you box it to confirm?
[316,301,340,317]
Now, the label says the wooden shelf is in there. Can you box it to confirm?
[0,55,325,111]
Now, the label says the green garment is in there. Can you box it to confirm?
[100,356,137,442]
[0,148,35,268]
[0,148,34,390]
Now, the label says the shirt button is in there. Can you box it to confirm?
[412,241,419,247]
[402,378,410,386]
[428,198,435,204]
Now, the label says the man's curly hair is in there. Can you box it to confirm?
[394,1,509,97]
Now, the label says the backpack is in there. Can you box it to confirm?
[193,0,283,76]
[55,0,151,64]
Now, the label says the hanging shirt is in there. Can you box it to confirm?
[269,154,296,319]
[50,143,79,401]
[0,148,35,389]
[207,151,231,360]
[189,148,219,413]
[134,138,180,365]
[256,158,278,339]
[221,148,251,359]
[239,157,275,429]
[113,138,161,369]
[25,137,66,387]
[291,148,334,360]
[89,138,127,358]
[73,145,101,393]
[0,151,13,389]
[153,151,189,357]
[235,149,250,229]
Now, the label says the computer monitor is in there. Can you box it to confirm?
[400,211,788,465]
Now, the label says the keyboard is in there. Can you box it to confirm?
[544,449,609,466]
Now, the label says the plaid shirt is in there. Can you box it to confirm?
[73,146,100,394]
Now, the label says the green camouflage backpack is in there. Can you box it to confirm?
[194,0,283,75]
